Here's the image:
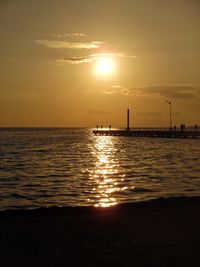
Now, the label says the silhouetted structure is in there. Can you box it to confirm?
[94,110,200,139]
[93,129,200,138]
[127,108,130,131]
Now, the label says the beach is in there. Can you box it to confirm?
[1,197,200,267]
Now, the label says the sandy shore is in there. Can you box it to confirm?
[1,197,200,267]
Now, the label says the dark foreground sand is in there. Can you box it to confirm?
[1,197,200,267]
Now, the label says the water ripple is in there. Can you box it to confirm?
[0,128,200,209]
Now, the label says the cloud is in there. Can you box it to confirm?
[35,39,103,49]
[59,53,136,65]
[103,89,116,95]
[103,85,123,94]
[35,35,136,65]
[111,85,123,88]
[53,33,86,38]
[120,85,200,98]
[91,53,136,59]
[57,57,92,65]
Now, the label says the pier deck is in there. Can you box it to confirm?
[93,129,200,139]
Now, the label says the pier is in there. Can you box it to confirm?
[93,129,200,139]
[93,109,200,139]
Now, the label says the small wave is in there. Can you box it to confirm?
[131,187,158,193]
[10,193,27,199]
[184,188,195,192]
[1,195,200,213]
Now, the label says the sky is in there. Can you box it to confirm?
[0,0,199,127]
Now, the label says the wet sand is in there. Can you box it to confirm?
[1,197,200,267]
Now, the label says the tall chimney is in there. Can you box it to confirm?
[127,108,130,131]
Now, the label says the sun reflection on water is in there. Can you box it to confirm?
[88,135,124,207]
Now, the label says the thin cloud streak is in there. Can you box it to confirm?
[60,53,136,64]
[121,85,200,98]
[57,57,92,65]
[53,33,86,38]
[103,89,116,95]
[103,85,123,94]
[102,85,200,99]
[91,53,135,59]
[35,39,103,49]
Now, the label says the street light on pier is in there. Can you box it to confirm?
[166,100,172,131]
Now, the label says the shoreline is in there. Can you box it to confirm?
[1,196,200,266]
[1,195,200,214]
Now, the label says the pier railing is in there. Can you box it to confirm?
[95,127,199,132]
[93,127,200,139]
[130,127,198,132]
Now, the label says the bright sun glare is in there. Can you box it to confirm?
[96,57,114,75]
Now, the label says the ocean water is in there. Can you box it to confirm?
[0,128,200,210]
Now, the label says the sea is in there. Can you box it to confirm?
[0,128,200,210]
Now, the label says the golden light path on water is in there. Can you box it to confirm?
[88,135,127,207]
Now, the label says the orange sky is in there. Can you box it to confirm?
[0,0,199,127]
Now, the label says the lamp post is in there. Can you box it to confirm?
[166,100,172,131]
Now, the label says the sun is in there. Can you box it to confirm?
[96,57,114,75]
